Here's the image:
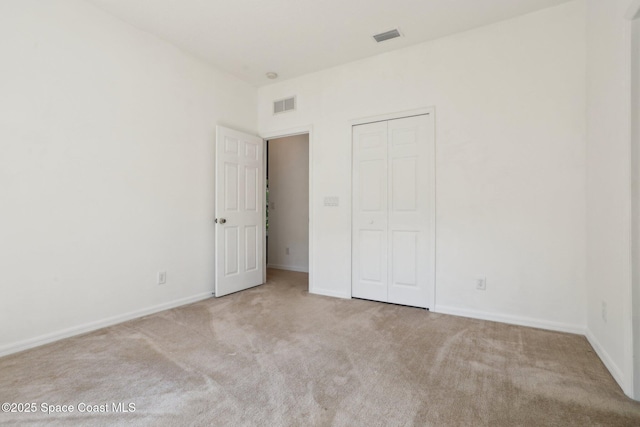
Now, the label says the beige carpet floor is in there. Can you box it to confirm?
[1,269,640,426]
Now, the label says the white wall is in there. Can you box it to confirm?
[0,0,257,354]
[633,11,640,399]
[258,1,587,331]
[585,0,637,398]
[267,135,310,272]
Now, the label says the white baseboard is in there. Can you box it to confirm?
[434,305,585,335]
[585,328,629,395]
[435,305,630,396]
[0,292,213,358]
[267,264,309,273]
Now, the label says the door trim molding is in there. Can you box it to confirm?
[350,107,434,127]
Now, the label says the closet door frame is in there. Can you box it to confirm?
[350,107,436,310]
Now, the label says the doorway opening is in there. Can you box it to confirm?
[265,133,310,290]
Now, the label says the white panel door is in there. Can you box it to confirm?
[387,115,433,308]
[215,125,264,297]
[352,113,434,309]
[352,121,388,302]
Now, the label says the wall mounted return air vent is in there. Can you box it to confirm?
[373,29,402,43]
[273,96,296,114]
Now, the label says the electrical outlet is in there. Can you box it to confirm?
[158,271,167,285]
[285,247,290,255]
[476,276,486,291]
[601,301,607,323]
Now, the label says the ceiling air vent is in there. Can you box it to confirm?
[373,29,402,43]
[273,96,296,114]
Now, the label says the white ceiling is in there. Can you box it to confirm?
[87,0,572,87]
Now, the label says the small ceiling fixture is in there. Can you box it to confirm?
[373,28,402,43]
[266,72,278,79]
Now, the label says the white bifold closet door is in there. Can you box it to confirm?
[352,114,434,309]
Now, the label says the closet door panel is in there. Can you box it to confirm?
[387,115,433,308]
[352,121,389,302]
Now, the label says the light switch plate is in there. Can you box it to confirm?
[324,196,339,207]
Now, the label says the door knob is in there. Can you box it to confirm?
[216,218,227,224]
